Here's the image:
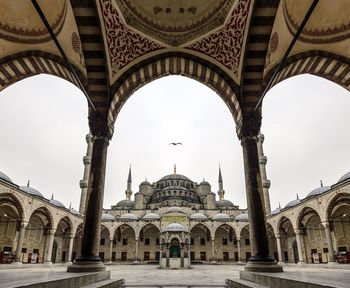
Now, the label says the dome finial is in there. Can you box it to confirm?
[296,193,299,200]
[174,164,176,175]
[278,202,281,209]
[69,202,72,209]
[51,193,54,200]
[320,179,323,187]
[27,180,30,187]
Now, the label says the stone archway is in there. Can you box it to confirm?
[190,223,212,262]
[138,223,161,263]
[278,216,297,263]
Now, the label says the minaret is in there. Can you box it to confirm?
[125,165,132,200]
[218,165,225,200]
[257,133,271,214]
[79,133,93,214]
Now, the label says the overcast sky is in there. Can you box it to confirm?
[0,74,349,211]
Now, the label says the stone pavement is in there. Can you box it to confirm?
[0,263,350,288]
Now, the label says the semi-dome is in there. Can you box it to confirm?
[165,223,186,232]
[0,171,13,183]
[235,213,248,222]
[285,198,301,208]
[102,213,115,222]
[338,171,350,183]
[50,198,66,208]
[306,186,331,198]
[116,199,135,208]
[190,213,208,220]
[212,213,230,221]
[143,212,160,220]
[165,206,185,214]
[216,200,235,207]
[20,186,44,198]
[120,213,138,221]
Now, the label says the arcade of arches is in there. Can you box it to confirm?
[0,0,350,274]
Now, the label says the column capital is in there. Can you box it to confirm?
[69,234,76,239]
[236,236,241,241]
[294,228,303,235]
[238,111,262,141]
[109,236,114,241]
[47,228,56,235]
[88,111,112,140]
[275,233,282,239]
[18,221,28,229]
[322,221,331,229]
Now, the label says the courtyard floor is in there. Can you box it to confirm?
[0,263,349,287]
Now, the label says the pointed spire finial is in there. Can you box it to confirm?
[278,202,281,209]
[51,193,54,200]
[320,180,323,187]
[174,164,176,175]
[27,180,30,187]
[218,164,223,183]
[296,193,299,200]
[127,164,132,183]
[69,202,72,209]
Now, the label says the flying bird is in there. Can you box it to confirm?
[168,142,183,145]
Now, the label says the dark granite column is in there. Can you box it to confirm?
[240,114,282,272]
[68,115,110,272]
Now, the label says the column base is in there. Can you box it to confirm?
[211,261,217,264]
[245,260,283,272]
[133,260,140,264]
[297,261,306,266]
[67,257,105,272]
[11,261,23,266]
[43,261,53,267]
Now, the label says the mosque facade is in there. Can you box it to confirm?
[0,134,350,268]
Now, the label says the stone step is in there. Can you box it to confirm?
[81,278,124,288]
[8,271,111,288]
[226,278,268,288]
[239,271,341,288]
[122,285,228,288]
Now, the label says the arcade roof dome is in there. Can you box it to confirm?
[190,213,208,220]
[285,198,301,208]
[143,213,160,220]
[306,186,331,198]
[120,213,138,221]
[49,198,66,208]
[338,171,350,183]
[235,213,248,222]
[270,208,280,215]
[165,223,186,232]
[70,208,80,215]
[212,213,230,221]
[20,186,44,198]
[0,171,13,183]
[102,213,115,222]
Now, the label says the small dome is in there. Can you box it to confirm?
[120,213,138,221]
[140,180,151,186]
[0,171,13,183]
[165,223,185,232]
[270,208,280,215]
[143,213,160,220]
[199,180,210,186]
[20,186,44,198]
[102,213,115,222]
[190,213,208,220]
[116,199,135,208]
[212,213,230,221]
[235,213,248,222]
[50,198,66,208]
[338,171,350,183]
[70,208,80,215]
[166,206,185,214]
[285,198,301,208]
[306,186,331,198]
[216,200,235,207]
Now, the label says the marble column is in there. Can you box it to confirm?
[14,222,27,263]
[323,222,335,263]
[180,245,184,267]
[67,234,75,263]
[275,234,283,263]
[68,134,109,272]
[211,238,216,262]
[108,236,114,264]
[134,237,139,263]
[166,245,170,268]
[241,133,282,272]
[236,237,242,263]
[187,245,191,268]
[159,245,163,267]
[295,229,305,264]
[45,229,56,263]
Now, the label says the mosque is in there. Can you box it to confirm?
[1,133,349,269]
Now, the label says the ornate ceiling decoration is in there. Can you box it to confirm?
[284,0,350,43]
[0,0,67,43]
[99,0,165,76]
[115,0,236,46]
[185,0,251,75]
